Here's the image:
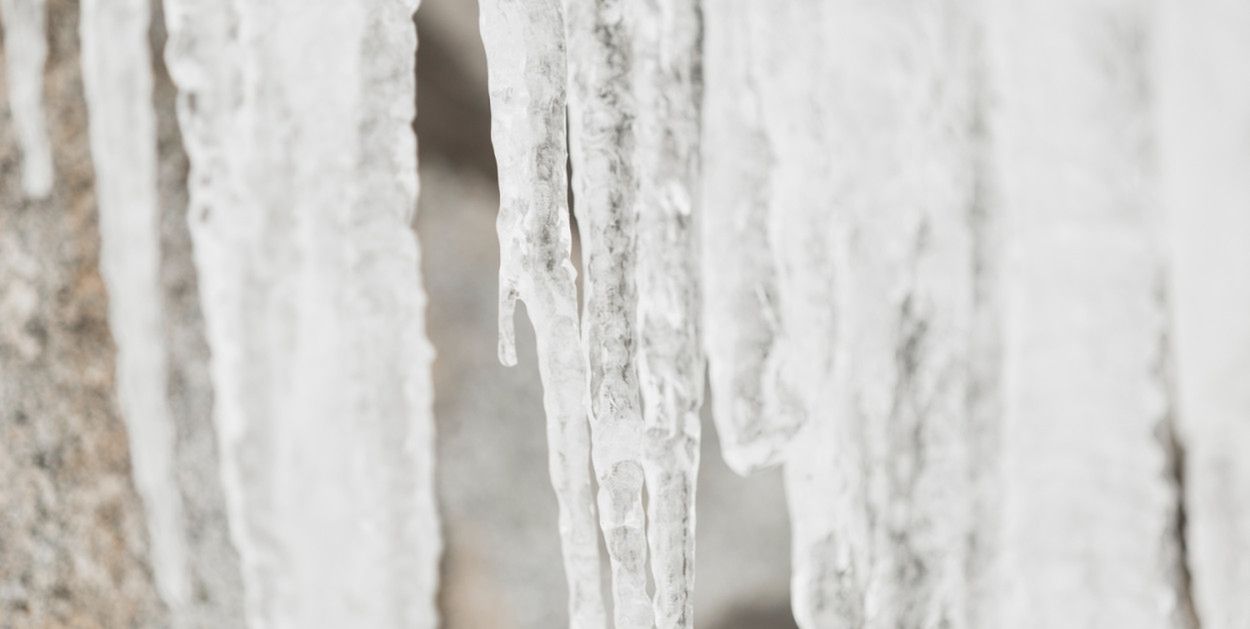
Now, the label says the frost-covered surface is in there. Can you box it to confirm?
[1156,2,1250,627]
[700,0,792,476]
[79,0,190,613]
[633,1,704,627]
[778,2,979,626]
[165,0,440,626]
[561,2,652,628]
[988,2,1188,627]
[0,0,52,196]
[479,0,606,626]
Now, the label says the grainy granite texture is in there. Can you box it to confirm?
[0,0,167,625]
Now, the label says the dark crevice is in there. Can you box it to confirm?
[1154,275,1202,629]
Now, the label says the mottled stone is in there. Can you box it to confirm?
[0,0,167,625]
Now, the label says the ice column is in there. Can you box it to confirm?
[164,0,440,626]
[1156,1,1250,627]
[633,0,704,627]
[0,0,52,196]
[562,0,652,627]
[79,0,190,613]
[987,1,1188,627]
[479,0,607,626]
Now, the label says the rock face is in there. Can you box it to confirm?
[0,0,167,625]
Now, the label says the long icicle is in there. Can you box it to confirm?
[0,0,52,197]
[79,0,190,614]
[164,0,440,625]
[633,0,704,627]
[562,0,652,627]
[479,0,607,626]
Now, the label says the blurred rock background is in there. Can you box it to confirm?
[0,0,797,626]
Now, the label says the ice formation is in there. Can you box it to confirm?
[773,1,980,626]
[0,0,52,196]
[632,1,704,627]
[561,2,652,627]
[3,0,1247,626]
[479,0,607,626]
[987,1,1188,627]
[485,0,706,625]
[700,0,795,476]
[79,0,190,612]
[163,0,440,627]
[1156,1,1250,626]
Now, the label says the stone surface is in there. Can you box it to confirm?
[0,0,167,625]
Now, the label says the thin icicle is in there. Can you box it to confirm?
[0,0,52,196]
[700,0,793,476]
[562,0,651,627]
[79,0,190,612]
[633,0,703,627]
[987,1,1187,626]
[1156,1,1250,627]
[778,1,979,626]
[165,0,440,626]
[478,0,607,626]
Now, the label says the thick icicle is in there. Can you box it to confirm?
[700,0,793,475]
[779,1,979,626]
[1156,1,1250,627]
[0,0,52,196]
[79,0,190,612]
[164,0,440,626]
[987,1,1189,627]
[562,0,651,627]
[478,0,607,626]
[633,0,704,627]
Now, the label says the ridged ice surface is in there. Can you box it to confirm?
[562,0,652,626]
[0,0,51,196]
[1157,1,1250,627]
[163,0,440,627]
[701,0,793,476]
[988,1,1188,627]
[479,0,606,627]
[633,0,704,627]
[471,2,1248,627]
[779,2,979,627]
[79,0,189,613]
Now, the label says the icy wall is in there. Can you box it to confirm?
[1,0,1249,627]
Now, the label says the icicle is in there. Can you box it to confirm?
[699,0,794,475]
[164,0,440,626]
[1156,1,1250,627]
[79,0,190,612]
[777,1,979,626]
[478,0,607,627]
[986,1,1187,627]
[562,0,652,627]
[0,0,52,196]
[632,0,703,627]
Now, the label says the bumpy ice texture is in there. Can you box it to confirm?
[633,0,704,627]
[163,0,440,626]
[479,0,607,626]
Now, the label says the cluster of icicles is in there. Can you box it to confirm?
[3,0,1249,627]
